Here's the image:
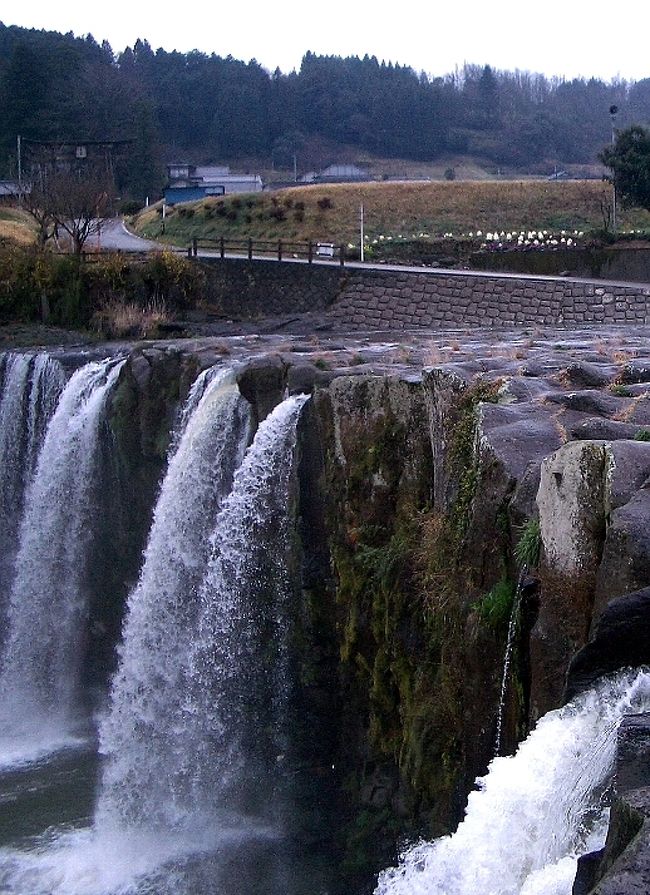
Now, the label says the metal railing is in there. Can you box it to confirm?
[186,237,348,266]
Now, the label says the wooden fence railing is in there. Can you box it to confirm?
[55,239,349,265]
[186,237,348,266]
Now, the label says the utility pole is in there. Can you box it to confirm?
[610,104,618,231]
[17,135,22,204]
[360,203,364,262]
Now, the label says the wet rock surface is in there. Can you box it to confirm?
[574,714,650,895]
[4,321,650,892]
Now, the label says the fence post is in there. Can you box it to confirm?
[220,236,225,259]
[192,237,198,258]
[278,239,283,261]
[248,237,253,261]
[308,240,313,264]
[339,244,345,267]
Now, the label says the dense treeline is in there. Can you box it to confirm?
[1,22,650,202]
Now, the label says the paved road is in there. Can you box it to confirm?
[94,218,650,290]
[96,218,167,252]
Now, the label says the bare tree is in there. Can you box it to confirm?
[21,185,56,248]
[26,165,112,254]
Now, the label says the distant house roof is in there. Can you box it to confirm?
[320,164,367,178]
[164,185,225,205]
[166,164,262,195]
[194,165,230,179]
[314,164,370,183]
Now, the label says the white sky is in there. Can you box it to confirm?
[3,2,648,82]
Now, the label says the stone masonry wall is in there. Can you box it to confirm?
[199,258,650,329]
[199,257,345,317]
[329,268,650,329]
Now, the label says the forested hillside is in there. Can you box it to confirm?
[1,21,650,203]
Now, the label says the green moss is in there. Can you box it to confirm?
[321,376,518,880]
[472,577,515,631]
[446,379,501,548]
[610,383,633,397]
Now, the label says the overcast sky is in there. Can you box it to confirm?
[3,2,648,82]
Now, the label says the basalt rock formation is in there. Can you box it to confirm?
[6,324,650,893]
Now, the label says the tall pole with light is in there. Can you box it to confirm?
[609,104,618,232]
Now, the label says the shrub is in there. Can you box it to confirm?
[317,196,333,210]
[119,199,144,215]
[634,428,650,441]
[514,518,541,569]
[472,577,515,630]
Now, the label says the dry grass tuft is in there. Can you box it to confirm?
[95,299,169,340]
[0,209,36,247]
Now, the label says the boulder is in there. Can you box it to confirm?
[545,389,632,418]
[570,418,641,441]
[236,354,287,423]
[594,490,650,620]
[565,589,650,700]
[531,442,609,715]
[561,361,614,389]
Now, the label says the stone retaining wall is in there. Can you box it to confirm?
[329,268,650,329]
[199,258,650,329]
[199,257,344,317]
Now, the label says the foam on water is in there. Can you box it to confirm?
[0,819,278,895]
[376,668,650,895]
[0,358,124,768]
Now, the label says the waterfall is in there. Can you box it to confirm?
[0,357,124,767]
[0,352,65,613]
[96,366,253,832]
[494,566,527,756]
[97,392,307,841]
[375,668,650,895]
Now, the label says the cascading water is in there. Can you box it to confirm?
[95,392,308,868]
[0,384,309,895]
[494,566,527,756]
[0,357,124,767]
[0,352,65,615]
[96,365,253,832]
[375,668,650,895]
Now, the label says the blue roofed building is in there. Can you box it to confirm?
[164,164,263,204]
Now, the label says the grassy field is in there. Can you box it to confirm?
[0,208,36,247]
[132,180,650,249]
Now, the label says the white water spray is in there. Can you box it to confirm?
[0,390,309,895]
[98,392,308,836]
[97,366,252,832]
[0,357,124,766]
[0,352,65,607]
[376,668,650,895]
